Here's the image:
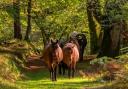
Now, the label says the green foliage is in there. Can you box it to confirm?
[122,3,128,20]
[104,0,128,22]
[90,56,112,65]
[0,9,13,41]
[32,0,88,40]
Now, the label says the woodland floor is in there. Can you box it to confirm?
[0,41,128,89]
[15,55,112,89]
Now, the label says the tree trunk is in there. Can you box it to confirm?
[110,24,121,57]
[86,0,101,54]
[13,0,22,39]
[98,19,122,57]
[25,0,32,41]
[40,27,50,47]
[87,10,99,54]
[97,0,126,57]
[98,27,111,57]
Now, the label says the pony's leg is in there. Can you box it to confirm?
[49,69,53,81]
[79,47,83,61]
[81,45,85,61]
[62,62,67,75]
[68,67,71,78]
[58,63,62,75]
[50,68,54,81]
[54,66,57,81]
[62,66,65,75]
[71,63,76,78]
[59,62,66,75]
[72,67,75,78]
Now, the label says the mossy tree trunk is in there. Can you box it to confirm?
[86,0,102,54]
[25,0,32,41]
[13,0,22,40]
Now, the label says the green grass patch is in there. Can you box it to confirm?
[16,69,107,89]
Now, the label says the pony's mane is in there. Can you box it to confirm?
[68,38,80,50]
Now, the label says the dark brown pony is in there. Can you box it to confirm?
[76,33,87,61]
[62,38,79,78]
[41,39,63,81]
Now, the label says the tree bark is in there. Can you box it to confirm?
[25,0,32,41]
[86,0,101,54]
[40,27,50,47]
[111,23,121,56]
[98,26,112,57]
[98,21,122,57]
[13,0,22,39]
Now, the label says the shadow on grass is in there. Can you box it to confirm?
[24,60,91,81]
[23,69,50,80]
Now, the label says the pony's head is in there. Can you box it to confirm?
[51,39,59,49]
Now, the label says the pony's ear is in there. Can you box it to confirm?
[51,39,54,43]
[56,40,59,43]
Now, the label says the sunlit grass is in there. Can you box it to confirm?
[16,69,107,89]
[17,79,102,89]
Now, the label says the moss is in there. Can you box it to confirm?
[0,54,21,81]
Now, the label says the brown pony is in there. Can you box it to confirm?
[41,39,63,81]
[62,38,79,78]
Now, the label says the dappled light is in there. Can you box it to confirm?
[0,0,128,89]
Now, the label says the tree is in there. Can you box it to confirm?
[32,0,86,47]
[86,0,102,54]
[98,0,128,57]
[24,0,32,41]
[13,0,22,39]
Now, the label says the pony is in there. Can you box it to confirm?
[60,32,87,61]
[76,33,87,61]
[58,33,87,76]
[62,38,79,78]
[41,39,63,81]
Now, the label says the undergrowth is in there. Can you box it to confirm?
[0,40,128,89]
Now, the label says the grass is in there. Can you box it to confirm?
[14,54,128,89]
[15,60,109,89]
[1,60,127,89]
[16,69,105,89]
